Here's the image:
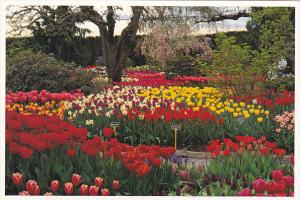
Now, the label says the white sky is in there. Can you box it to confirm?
[6,6,250,37]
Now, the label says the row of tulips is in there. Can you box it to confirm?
[115,70,209,86]
[176,136,294,196]
[6,110,175,176]
[6,110,178,195]
[237,170,294,196]
[6,86,294,151]
[6,89,83,104]
[206,135,287,158]
[12,173,118,196]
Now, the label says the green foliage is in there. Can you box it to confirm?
[247,7,295,71]
[196,152,293,196]
[205,33,268,96]
[6,50,95,93]
[7,36,146,67]
[165,55,200,79]
[265,74,295,92]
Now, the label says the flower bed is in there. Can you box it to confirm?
[5,70,294,196]
[6,110,178,195]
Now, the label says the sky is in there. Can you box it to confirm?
[6,6,250,37]
[77,17,249,36]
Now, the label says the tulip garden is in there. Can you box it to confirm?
[5,67,294,196]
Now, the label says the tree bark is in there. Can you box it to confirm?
[93,6,143,82]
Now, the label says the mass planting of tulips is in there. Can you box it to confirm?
[5,68,294,196]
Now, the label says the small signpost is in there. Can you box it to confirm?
[110,121,120,136]
[171,123,182,150]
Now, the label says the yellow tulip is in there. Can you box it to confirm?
[264,111,270,115]
[233,112,239,117]
[254,110,260,115]
[257,117,263,123]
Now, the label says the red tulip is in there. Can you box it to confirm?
[94,177,104,187]
[260,146,269,155]
[32,185,40,195]
[25,180,38,195]
[66,148,76,157]
[41,97,48,103]
[113,180,119,190]
[101,188,110,196]
[272,170,284,182]
[103,127,114,138]
[79,184,89,195]
[50,180,60,193]
[222,149,231,156]
[237,188,252,196]
[64,182,74,195]
[282,176,294,188]
[247,144,253,150]
[150,157,162,167]
[71,173,81,186]
[89,185,99,195]
[273,148,286,156]
[252,178,266,193]
[11,172,23,187]
[266,182,285,194]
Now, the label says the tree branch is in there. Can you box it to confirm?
[193,10,250,23]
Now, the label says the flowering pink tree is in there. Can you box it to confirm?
[141,24,212,68]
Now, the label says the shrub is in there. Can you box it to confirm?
[6,50,95,93]
[165,55,200,79]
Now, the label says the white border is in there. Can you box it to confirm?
[0,1,299,200]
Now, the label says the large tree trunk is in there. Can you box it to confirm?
[96,6,143,82]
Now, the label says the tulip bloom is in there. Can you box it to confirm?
[252,179,266,193]
[66,148,76,157]
[282,176,294,188]
[79,184,89,195]
[64,182,74,195]
[103,127,114,138]
[101,188,110,196]
[237,188,252,196]
[89,185,99,195]
[113,180,119,190]
[94,177,104,187]
[50,180,60,193]
[266,182,286,194]
[11,172,23,187]
[272,170,284,182]
[71,174,81,186]
[25,180,38,195]
[32,185,41,195]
